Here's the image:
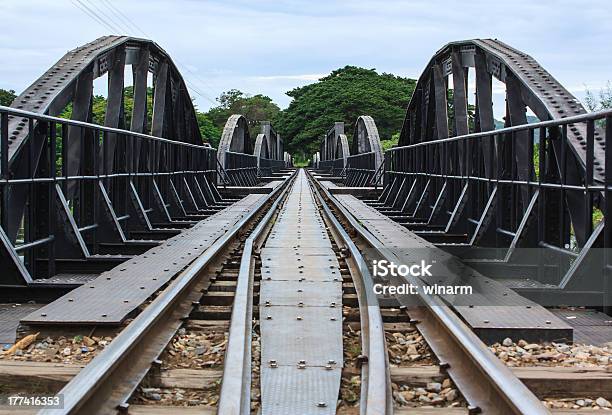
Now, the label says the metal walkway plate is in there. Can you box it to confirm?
[260,281,342,307]
[0,304,44,344]
[335,194,573,343]
[261,366,342,415]
[260,171,342,415]
[21,194,268,325]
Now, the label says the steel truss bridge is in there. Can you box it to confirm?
[0,36,610,415]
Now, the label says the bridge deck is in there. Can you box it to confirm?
[335,194,573,344]
[21,187,282,326]
[259,171,342,415]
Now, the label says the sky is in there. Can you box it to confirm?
[1,0,611,120]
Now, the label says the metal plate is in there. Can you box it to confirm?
[260,281,342,307]
[261,266,341,282]
[260,305,343,366]
[260,171,343,415]
[260,251,337,269]
[21,193,267,325]
[0,304,44,344]
[29,274,98,286]
[336,193,573,344]
[550,308,612,346]
[261,366,341,415]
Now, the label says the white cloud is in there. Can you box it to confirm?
[253,74,326,81]
[1,0,610,114]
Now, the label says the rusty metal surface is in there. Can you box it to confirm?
[259,171,342,415]
[22,194,268,325]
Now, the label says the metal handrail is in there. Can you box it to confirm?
[0,105,212,150]
[389,108,612,151]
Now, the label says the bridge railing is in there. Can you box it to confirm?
[318,159,334,172]
[224,150,258,186]
[384,108,612,304]
[345,151,376,186]
[0,105,220,282]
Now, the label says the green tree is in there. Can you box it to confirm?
[207,89,281,136]
[0,89,17,106]
[195,110,221,147]
[274,66,416,157]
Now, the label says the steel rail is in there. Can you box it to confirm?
[40,173,295,415]
[308,171,551,415]
[308,173,392,415]
[217,173,296,414]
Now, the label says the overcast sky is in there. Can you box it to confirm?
[1,0,611,118]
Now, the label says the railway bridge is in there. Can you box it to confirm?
[0,36,611,415]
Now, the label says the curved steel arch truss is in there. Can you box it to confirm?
[261,121,284,161]
[253,133,271,176]
[382,38,612,301]
[9,36,203,157]
[216,115,257,186]
[319,122,350,175]
[5,36,204,242]
[397,39,602,247]
[352,116,383,171]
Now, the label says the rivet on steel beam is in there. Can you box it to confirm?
[296,316,303,320]
[266,315,272,320]
[330,317,337,321]
[265,301,271,307]
[330,302,336,308]
[317,402,327,407]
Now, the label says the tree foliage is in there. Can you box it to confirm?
[206,89,280,137]
[585,81,612,112]
[0,89,17,106]
[274,66,416,157]
[58,86,219,145]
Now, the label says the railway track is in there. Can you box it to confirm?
[1,169,611,414]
